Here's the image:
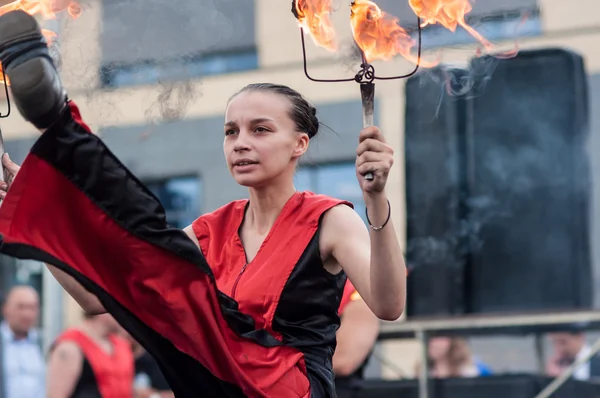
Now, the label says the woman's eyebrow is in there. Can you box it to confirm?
[225,118,276,127]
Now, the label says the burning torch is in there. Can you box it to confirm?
[0,72,10,185]
[291,0,510,180]
[0,128,6,184]
[292,0,423,180]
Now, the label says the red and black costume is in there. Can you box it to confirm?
[55,329,134,398]
[0,102,353,397]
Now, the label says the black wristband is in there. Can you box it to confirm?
[365,199,391,231]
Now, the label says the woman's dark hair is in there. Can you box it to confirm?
[229,83,320,139]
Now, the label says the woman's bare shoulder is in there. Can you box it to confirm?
[182,225,201,248]
[319,204,367,252]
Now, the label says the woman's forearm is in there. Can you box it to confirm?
[46,264,106,314]
[364,192,406,320]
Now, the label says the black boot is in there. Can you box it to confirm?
[0,10,67,129]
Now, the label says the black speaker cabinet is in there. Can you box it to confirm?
[466,48,592,313]
[405,67,469,317]
[357,375,600,398]
[358,376,540,398]
[404,48,592,316]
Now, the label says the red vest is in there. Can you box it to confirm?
[193,191,349,333]
[192,191,350,394]
[58,329,134,398]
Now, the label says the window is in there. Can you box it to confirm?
[100,49,258,88]
[0,257,43,295]
[145,176,202,229]
[295,163,367,224]
[0,256,44,325]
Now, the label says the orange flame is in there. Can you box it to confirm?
[294,0,519,72]
[350,0,437,66]
[409,0,493,50]
[293,0,338,51]
[0,0,81,85]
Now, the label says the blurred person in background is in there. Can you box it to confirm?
[546,330,600,380]
[121,331,173,398]
[46,313,134,398]
[334,280,380,398]
[0,285,45,398]
[415,336,492,378]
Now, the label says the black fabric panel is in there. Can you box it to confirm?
[135,352,172,391]
[272,229,346,398]
[31,107,282,347]
[70,359,102,398]
[0,242,246,398]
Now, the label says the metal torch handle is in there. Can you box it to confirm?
[360,83,375,181]
[0,127,6,185]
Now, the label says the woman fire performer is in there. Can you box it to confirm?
[0,10,406,398]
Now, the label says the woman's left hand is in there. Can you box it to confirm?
[355,126,394,195]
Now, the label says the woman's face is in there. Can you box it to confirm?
[224,90,309,187]
[428,337,452,360]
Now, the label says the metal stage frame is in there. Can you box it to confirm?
[377,311,600,398]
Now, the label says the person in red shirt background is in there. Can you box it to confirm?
[335,280,380,398]
[47,313,134,398]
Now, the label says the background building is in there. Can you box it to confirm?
[0,0,598,375]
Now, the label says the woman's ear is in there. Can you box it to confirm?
[292,133,310,159]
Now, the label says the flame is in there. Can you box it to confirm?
[293,0,338,51]
[293,0,520,74]
[350,0,437,66]
[0,0,81,85]
[0,0,81,18]
[409,0,494,50]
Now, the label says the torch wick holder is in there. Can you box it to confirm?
[299,16,423,84]
[0,67,10,119]
[297,15,423,181]
[355,61,376,84]
[0,68,11,189]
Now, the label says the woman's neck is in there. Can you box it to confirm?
[246,183,297,234]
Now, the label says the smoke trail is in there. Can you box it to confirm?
[54,0,253,129]
[144,80,199,124]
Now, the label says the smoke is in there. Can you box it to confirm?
[45,0,251,130]
[144,80,200,125]
[411,56,500,103]
[405,42,589,274]
[339,42,364,75]
[405,189,512,272]
[48,40,63,71]
[403,4,538,101]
